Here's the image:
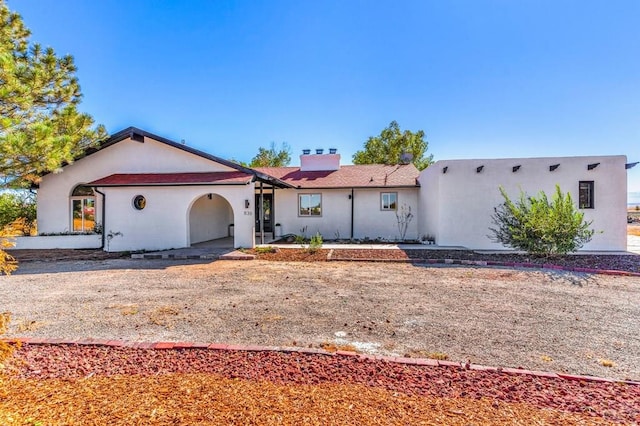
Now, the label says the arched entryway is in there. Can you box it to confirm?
[188,193,234,247]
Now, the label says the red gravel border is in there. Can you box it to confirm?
[327,249,640,277]
[4,339,640,424]
[4,337,639,387]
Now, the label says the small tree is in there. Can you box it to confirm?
[395,204,414,241]
[249,142,292,167]
[353,121,433,170]
[489,185,595,257]
[0,192,36,234]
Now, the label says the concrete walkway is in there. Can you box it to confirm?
[629,235,640,254]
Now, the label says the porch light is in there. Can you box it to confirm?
[476,165,484,173]
[512,165,521,172]
[442,166,448,174]
[245,199,250,208]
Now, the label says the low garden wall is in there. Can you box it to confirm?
[12,234,102,250]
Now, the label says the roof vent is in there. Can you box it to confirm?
[302,149,311,155]
[316,148,324,154]
[130,132,145,143]
[329,148,337,154]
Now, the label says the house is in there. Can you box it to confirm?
[18,127,632,252]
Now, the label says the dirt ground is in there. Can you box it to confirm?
[1,258,639,381]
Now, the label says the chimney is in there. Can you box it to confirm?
[300,149,340,171]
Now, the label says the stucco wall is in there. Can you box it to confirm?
[13,234,102,250]
[37,135,236,235]
[100,185,253,252]
[418,155,628,251]
[273,187,419,241]
[189,194,234,244]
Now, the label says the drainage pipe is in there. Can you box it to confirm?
[350,188,354,239]
[94,188,106,250]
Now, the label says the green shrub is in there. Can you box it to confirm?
[255,246,277,254]
[0,192,36,235]
[308,232,323,253]
[489,185,595,257]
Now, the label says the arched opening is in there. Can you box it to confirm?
[188,193,234,247]
[70,184,96,232]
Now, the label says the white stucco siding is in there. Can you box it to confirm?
[273,189,352,239]
[37,136,236,234]
[97,184,254,252]
[189,194,233,244]
[273,187,419,241]
[419,155,628,251]
[353,188,419,240]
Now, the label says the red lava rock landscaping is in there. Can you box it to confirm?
[1,343,639,424]
[248,248,330,262]
[252,247,640,275]
[7,249,126,262]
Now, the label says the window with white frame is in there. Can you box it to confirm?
[381,192,397,210]
[71,185,96,232]
[299,193,322,216]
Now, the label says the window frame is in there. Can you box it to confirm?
[380,192,398,211]
[70,185,96,232]
[298,193,322,217]
[578,181,595,209]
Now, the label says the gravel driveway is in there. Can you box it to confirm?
[1,258,639,381]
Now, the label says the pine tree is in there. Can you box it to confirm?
[0,1,106,186]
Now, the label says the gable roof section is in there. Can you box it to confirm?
[254,164,420,189]
[75,127,293,188]
[88,171,253,186]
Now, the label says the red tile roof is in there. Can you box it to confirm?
[254,164,420,188]
[88,172,254,186]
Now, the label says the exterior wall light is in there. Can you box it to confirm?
[245,199,250,208]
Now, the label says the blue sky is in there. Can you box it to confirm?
[11,0,640,198]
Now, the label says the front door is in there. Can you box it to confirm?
[255,193,273,233]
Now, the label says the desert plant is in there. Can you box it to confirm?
[489,185,595,257]
[395,204,414,241]
[0,312,20,365]
[255,246,277,254]
[294,234,305,244]
[308,232,323,253]
[0,226,17,276]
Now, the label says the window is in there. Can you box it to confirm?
[381,192,397,210]
[299,194,322,216]
[71,185,96,232]
[133,195,146,210]
[579,181,594,209]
